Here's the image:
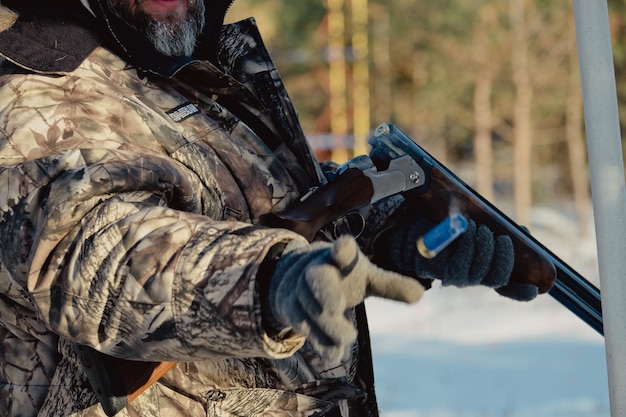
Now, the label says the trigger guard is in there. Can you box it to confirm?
[320,212,366,241]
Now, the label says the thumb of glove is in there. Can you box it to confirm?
[330,235,424,307]
[266,236,423,364]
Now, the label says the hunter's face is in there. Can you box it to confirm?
[109,0,206,56]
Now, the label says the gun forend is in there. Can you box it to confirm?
[370,123,556,293]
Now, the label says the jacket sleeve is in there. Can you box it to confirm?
[1,147,307,363]
[0,76,307,364]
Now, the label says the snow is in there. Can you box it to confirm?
[365,205,609,416]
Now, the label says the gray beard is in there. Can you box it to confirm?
[146,11,204,56]
[110,1,206,57]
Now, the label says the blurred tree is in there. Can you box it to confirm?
[608,0,626,157]
[566,30,591,236]
[472,2,498,201]
[510,0,533,225]
[228,0,329,136]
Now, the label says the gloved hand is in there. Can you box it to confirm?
[265,235,424,364]
[375,213,539,301]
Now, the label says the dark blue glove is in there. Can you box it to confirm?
[375,213,538,301]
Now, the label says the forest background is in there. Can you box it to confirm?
[226,0,626,232]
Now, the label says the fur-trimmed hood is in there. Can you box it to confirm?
[0,0,234,76]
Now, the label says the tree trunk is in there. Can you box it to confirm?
[566,21,591,236]
[326,0,351,163]
[371,3,392,128]
[473,5,496,201]
[511,0,533,226]
[350,0,370,156]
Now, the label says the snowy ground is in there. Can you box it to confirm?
[365,204,609,416]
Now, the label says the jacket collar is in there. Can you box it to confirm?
[0,5,102,74]
[0,0,234,77]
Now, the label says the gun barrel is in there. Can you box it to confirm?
[551,257,603,334]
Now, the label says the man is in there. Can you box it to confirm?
[0,1,542,416]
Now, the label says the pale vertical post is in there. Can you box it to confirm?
[572,1,626,415]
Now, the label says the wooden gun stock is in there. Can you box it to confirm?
[259,167,376,241]
[73,343,176,416]
[405,149,557,294]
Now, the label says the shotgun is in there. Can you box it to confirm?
[81,123,603,416]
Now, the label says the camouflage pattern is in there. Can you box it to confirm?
[0,13,370,417]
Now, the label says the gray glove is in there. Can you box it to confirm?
[265,235,424,364]
[376,213,538,301]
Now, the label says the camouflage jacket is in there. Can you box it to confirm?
[0,5,378,417]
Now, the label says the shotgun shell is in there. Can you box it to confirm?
[417,213,468,259]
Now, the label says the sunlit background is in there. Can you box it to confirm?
[225,1,619,415]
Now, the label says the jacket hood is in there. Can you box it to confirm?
[0,0,234,77]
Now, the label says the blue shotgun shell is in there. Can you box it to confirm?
[417,213,468,258]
